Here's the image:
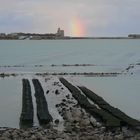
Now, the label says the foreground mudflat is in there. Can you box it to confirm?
[0,76,140,140]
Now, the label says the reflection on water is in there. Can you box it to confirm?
[0,77,22,128]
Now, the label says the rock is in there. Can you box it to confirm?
[87,135,99,140]
[100,127,106,132]
[64,110,73,122]
[79,118,90,127]
[55,90,60,95]
[12,131,19,139]
[96,122,102,128]
[55,104,60,108]
[0,137,11,140]
[23,131,29,138]
[122,128,134,138]
[60,102,67,107]
[72,108,82,116]
[56,138,64,140]
[62,99,66,102]
[55,119,60,124]
[46,90,49,94]
[104,134,113,140]
[54,82,59,86]
[135,134,140,140]
[35,132,43,139]
[90,116,97,126]
[30,135,36,140]
[66,94,70,99]
[114,134,124,140]
[2,131,11,138]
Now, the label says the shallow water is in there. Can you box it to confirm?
[0,77,22,128]
[0,39,140,128]
[71,76,140,120]
[0,39,140,66]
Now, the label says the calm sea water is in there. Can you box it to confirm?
[0,39,140,128]
[0,39,140,65]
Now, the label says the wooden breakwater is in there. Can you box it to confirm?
[20,79,33,128]
[59,77,140,128]
[32,79,52,125]
[79,86,140,127]
[59,78,121,127]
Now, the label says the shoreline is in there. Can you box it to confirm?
[0,38,140,40]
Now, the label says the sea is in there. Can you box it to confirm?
[0,39,140,128]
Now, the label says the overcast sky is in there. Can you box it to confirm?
[0,0,140,36]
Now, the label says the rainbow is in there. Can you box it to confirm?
[70,18,85,37]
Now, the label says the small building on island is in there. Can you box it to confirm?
[56,28,64,38]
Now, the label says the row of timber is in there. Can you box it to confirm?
[20,79,52,129]
[20,77,140,129]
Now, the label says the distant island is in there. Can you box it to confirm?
[0,28,140,40]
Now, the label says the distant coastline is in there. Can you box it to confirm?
[0,35,140,40]
[0,28,140,40]
[0,36,140,40]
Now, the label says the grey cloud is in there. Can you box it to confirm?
[0,0,140,36]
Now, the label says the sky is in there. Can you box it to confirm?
[0,0,140,37]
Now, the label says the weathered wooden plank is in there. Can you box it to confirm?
[59,77,121,127]
[20,79,33,128]
[79,86,140,127]
[32,79,52,125]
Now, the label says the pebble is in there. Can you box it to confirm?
[114,134,124,140]
[46,90,49,94]
[55,89,60,95]
[0,126,139,140]
[55,119,60,124]
[56,138,64,140]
